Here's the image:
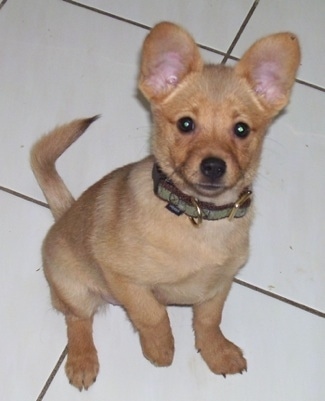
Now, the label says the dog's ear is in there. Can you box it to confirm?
[139,22,203,102]
[235,33,301,114]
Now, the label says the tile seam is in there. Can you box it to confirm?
[222,0,260,64]
[63,0,228,58]
[234,278,325,318]
[0,186,49,208]
[295,78,325,93]
[0,0,8,11]
[61,0,151,30]
[35,346,68,401]
[197,43,226,58]
[61,0,325,92]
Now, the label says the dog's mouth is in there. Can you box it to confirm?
[171,157,232,198]
[194,182,226,196]
[196,182,224,190]
[170,169,228,198]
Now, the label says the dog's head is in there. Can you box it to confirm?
[139,22,300,202]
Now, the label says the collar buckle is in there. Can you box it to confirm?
[228,190,252,221]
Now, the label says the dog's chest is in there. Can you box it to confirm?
[149,219,249,304]
[94,217,248,306]
[124,215,249,284]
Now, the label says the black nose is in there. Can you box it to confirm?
[200,157,226,180]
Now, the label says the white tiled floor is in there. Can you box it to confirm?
[1,0,324,400]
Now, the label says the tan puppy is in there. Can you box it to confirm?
[31,22,300,390]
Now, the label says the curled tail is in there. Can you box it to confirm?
[30,115,99,221]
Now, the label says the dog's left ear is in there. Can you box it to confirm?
[235,33,301,115]
[139,22,203,102]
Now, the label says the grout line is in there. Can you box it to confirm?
[295,78,325,93]
[63,0,228,59]
[0,0,8,11]
[61,0,151,30]
[197,43,226,58]
[62,0,325,93]
[36,345,68,401]
[0,186,49,209]
[234,278,325,318]
[221,0,260,64]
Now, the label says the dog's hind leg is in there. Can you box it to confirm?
[51,286,99,390]
[46,272,103,390]
[65,315,99,390]
[46,286,99,390]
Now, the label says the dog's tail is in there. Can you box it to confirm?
[30,115,99,221]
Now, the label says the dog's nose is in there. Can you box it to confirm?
[200,157,226,180]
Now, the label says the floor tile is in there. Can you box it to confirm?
[0,191,66,400]
[0,0,223,203]
[42,283,325,401]
[232,0,325,88]
[1,1,324,399]
[0,0,149,200]
[73,0,254,52]
[239,82,325,313]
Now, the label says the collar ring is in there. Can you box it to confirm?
[189,197,203,227]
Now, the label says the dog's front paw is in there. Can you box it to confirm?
[140,326,175,367]
[65,348,99,391]
[197,332,247,376]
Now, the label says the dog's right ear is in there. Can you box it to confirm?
[139,22,203,102]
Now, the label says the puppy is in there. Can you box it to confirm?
[31,22,300,390]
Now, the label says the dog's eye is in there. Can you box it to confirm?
[234,122,250,138]
[177,117,195,133]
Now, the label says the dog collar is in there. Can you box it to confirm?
[152,163,252,225]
